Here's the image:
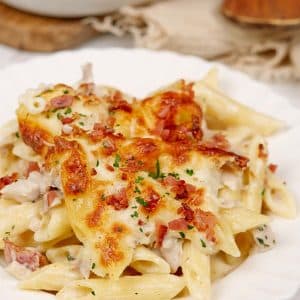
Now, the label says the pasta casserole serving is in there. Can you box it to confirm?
[0,66,296,300]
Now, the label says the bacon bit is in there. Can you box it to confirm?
[138,219,144,226]
[0,173,18,190]
[121,173,127,180]
[162,176,196,200]
[106,116,116,128]
[155,223,168,248]
[174,266,183,276]
[91,168,97,176]
[105,164,114,172]
[143,189,160,214]
[185,188,204,206]
[168,218,188,231]
[135,138,158,155]
[89,123,110,142]
[109,91,132,113]
[197,145,248,168]
[26,162,40,177]
[178,203,194,222]
[54,136,77,152]
[193,209,217,242]
[106,188,128,210]
[123,266,141,276]
[86,202,103,227]
[61,117,74,125]
[191,115,203,140]
[102,138,117,156]
[258,144,268,159]
[50,95,74,109]
[203,133,230,150]
[46,190,58,207]
[268,164,278,173]
[4,240,48,271]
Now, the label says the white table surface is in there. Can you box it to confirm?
[0,34,299,300]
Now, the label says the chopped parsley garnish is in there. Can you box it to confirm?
[79,113,87,117]
[91,263,96,269]
[72,198,77,202]
[135,176,144,184]
[136,196,148,207]
[64,107,72,114]
[187,225,194,230]
[131,205,138,209]
[134,186,141,194]
[57,112,62,120]
[15,132,20,138]
[139,227,143,233]
[113,154,121,168]
[101,194,106,201]
[79,121,85,126]
[66,253,75,261]
[4,231,10,235]
[257,237,269,247]
[91,290,96,296]
[149,160,165,179]
[96,160,99,167]
[200,239,206,248]
[168,172,180,180]
[179,232,185,239]
[186,169,194,176]
[257,226,264,232]
[261,188,265,197]
[63,90,69,94]
[131,211,139,218]
[11,225,15,230]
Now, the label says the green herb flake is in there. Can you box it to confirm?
[200,239,206,248]
[257,238,265,245]
[11,225,15,230]
[168,172,180,180]
[187,225,194,230]
[57,112,62,120]
[72,198,77,202]
[96,160,100,167]
[131,205,138,209]
[101,194,106,201]
[131,211,139,218]
[186,169,194,176]
[64,107,72,114]
[135,176,144,184]
[79,121,85,126]
[91,263,96,269]
[136,196,148,207]
[179,232,185,239]
[63,90,69,94]
[134,186,141,194]
[15,132,20,138]
[66,253,75,261]
[139,227,143,233]
[79,113,87,117]
[113,154,121,168]
[149,160,165,179]
[261,188,265,197]
[91,290,96,296]
[4,231,10,235]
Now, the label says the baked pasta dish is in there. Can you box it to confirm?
[0,65,296,299]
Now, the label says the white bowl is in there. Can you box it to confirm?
[2,0,148,17]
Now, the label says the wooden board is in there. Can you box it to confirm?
[0,3,99,52]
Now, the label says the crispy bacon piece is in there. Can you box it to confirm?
[102,138,117,156]
[109,91,132,113]
[162,176,196,200]
[26,162,40,177]
[191,115,203,140]
[197,145,248,168]
[105,164,114,172]
[4,240,48,271]
[203,133,230,150]
[268,163,278,173]
[106,188,128,210]
[61,117,74,125]
[193,209,217,242]
[143,189,160,214]
[178,203,194,222]
[168,218,188,231]
[155,223,168,248]
[91,168,97,176]
[0,173,18,190]
[185,188,204,206]
[50,95,74,109]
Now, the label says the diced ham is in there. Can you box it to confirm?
[102,138,117,155]
[106,188,128,210]
[109,91,132,113]
[4,240,48,271]
[0,173,18,190]
[50,95,74,109]
[178,203,194,222]
[168,218,188,231]
[155,223,168,248]
[143,189,160,214]
[26,162,40,177]
[193,209,217,242]
[162,176,196,200]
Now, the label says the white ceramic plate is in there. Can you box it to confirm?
[0,49,300,300]
[2,0,148,17]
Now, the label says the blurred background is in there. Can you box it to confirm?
[0,0,299,105]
